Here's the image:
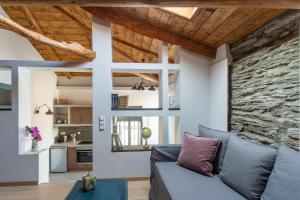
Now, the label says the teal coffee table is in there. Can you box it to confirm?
[65,179,128,200]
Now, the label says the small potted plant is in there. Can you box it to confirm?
[26,126,42,152]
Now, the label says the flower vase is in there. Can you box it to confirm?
[31,139,39,152]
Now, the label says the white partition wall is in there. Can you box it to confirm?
[91,18,212,178]
[208,44,231,131]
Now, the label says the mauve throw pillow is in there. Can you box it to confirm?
[177,133,220,177]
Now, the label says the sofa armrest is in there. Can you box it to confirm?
[150,145,181,183]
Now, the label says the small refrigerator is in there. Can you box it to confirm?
[50,146,68,173]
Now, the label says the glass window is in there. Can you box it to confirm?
[168,70,180,110]
[112,116,162,151]
[0,67,12,110]
[169,116,181,144]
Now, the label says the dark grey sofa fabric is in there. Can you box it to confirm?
[220,135,277,200]
[261,145,300,200]
[153,162,246,200]
[149,145,181,200]
[198,124,230,173]
[149,145,181,184]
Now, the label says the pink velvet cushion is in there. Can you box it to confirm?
[177,133,220,177]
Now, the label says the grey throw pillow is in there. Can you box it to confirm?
[198,124,230,173]
[261,145,300,200]
[219,135,277,200]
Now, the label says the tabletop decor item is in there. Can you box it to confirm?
[142,127,152,149]
[82,171,96,192]
[26,126,42,152]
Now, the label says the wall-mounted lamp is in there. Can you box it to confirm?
[34,104,53,115]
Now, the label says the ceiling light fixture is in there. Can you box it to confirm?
[131,78,156,91]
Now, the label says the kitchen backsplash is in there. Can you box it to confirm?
[57,126,92,142]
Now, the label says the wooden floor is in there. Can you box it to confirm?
[0,181,149,200]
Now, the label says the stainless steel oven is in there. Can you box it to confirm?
[77,146,93,163]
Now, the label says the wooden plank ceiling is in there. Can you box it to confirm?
[112,24,160,63]
[116,7,287,49]
[1,5,287,62]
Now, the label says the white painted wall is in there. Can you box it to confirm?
[0,8,43,61]
[0,67,39,182]
[31,70,57,149]
[58,89,92,105]
[0,68,12,84]
[207,44,230,131]
[57,76,92,105]
[0,10,45,181]
[38,149,49,184]
[18,68,32,153]
[208,59,228,131]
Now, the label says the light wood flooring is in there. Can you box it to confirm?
[0,181,149,200]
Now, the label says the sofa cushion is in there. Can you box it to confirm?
[220,135,277,200]
[261,145,300,200]
[155,162,246,200]
[198,124,230,173]
[177,133,220,176]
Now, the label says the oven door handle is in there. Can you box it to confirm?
[77,150,92,153]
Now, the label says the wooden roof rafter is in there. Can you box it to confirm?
[55,72,92,78]
[0,1,299,9]
[85,7,217,58]
[0,13,96,60]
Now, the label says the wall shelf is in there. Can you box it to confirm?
[168,108,180,110]
[111,108,162,111]
[56,86,92,91]
[54,104,92,108]
[54,124,93,127]
[54,104,92,127]
[112,146,152,152]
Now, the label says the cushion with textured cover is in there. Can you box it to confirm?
[261,145,300,200]
[177,133,220,177]
[220,134,277,200]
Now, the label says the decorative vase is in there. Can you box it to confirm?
[142,127,152,149]
[31,139,39,152]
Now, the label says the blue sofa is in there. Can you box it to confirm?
[149,125,300,200]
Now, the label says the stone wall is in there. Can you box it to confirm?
[230,11,300,150]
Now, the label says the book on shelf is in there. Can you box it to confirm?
[111,93,119,109]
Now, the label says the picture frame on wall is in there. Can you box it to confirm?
[0,67,12,110]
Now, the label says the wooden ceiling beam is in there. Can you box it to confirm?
[85,7,216,58]
[0,13,96,60]
[22,6,60,61]
[55,72,92,77]
[113,36,159,57]
[0,1,299,9]
[132,73,159,84]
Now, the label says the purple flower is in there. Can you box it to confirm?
[26,126,42,141]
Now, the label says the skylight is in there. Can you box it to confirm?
[162,7,198,19]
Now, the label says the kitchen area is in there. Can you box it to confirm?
[29,69,93,182]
